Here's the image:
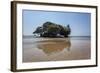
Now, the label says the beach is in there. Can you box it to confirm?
[23,36,91,62]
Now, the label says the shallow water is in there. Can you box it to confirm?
[23,36,91,62]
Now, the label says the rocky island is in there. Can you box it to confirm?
[33,21,71,37]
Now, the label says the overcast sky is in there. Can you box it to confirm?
[22,10,91,36]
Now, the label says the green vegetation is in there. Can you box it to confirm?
[33,21,71,37]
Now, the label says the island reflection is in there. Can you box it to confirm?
[37,38,71,55]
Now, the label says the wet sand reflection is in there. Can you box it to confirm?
[23,37,90,62]
[37,38,71,55]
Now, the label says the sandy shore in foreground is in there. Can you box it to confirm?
[23,37,90,62]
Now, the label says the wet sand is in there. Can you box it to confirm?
[23,37,91,62]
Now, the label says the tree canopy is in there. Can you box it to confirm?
[33,21,71,37]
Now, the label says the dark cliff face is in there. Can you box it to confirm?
[33,21,71,37]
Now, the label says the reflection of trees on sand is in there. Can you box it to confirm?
[37,38,71,55]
